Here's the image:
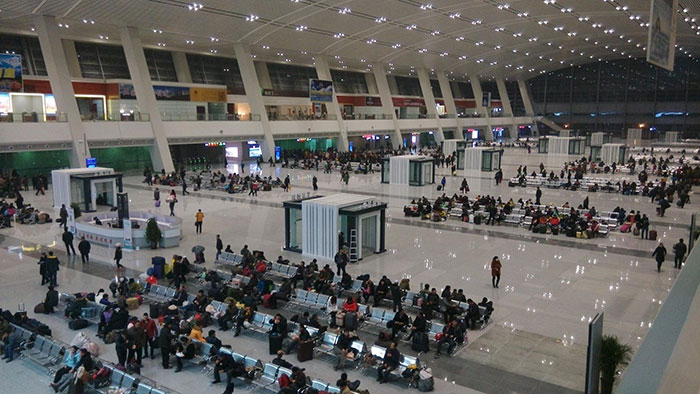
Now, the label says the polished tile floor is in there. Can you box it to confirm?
[0,148,694,393]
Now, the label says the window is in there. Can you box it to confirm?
[480,81,500,100]
[267,63,317,96]
[186,54,245,94]
[572,63,599,103]
[656,58,688,102]
[331,69,368,94]
[627,58,656,102]
[144,49,177,82]
[430,79,442,98]
[597,60,627,102]
[75,42,130,79]
[506,81,525,116]
[0,33,47,76]
[452,81,474,99]
[394,76,422,96]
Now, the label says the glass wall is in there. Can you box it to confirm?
[528,57,700,135]
[144,49,177,82]
[430,79,442,98]
[451,81,474,99]
[330,69,368,94]
[267,63,317,96]
[90,146,152,172]
[395,76,422,96]
[0,33,47,76]
[75,42,131,79]
[187,54,245,94]
[0,150,70,176]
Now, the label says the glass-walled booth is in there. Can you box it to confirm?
[381,156,435,186]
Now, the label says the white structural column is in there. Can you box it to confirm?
[416,68,445,143]
[314,56,349,151]
[496,78,517,140]
[364,73,379,95]
[254,61,273,90]
[233,43,276,159]
[373,65,404,148]
[120,27,175,172]
[518,79,539,136]
[437,72,462,138]
[61,39,81,78]
[470,76,493,141]
[171,52,192,83]
[35,15,90,168]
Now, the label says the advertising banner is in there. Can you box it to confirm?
[0,54,22,92]
[647,0,678,71]
[191,87,227,102]
[364,96,382,106]
[67,208,77,235]
[309,79,333,102]
[122,219,133,249]
[119,84,191,101]
[0,93,10,113]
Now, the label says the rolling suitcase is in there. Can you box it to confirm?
[412,331,429,352]
[473,215,482,225]
[649,230,657,241]
[297,340,314,362]
[344,311,359,331]
[269,334,284,355]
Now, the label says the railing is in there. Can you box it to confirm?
[398,113,436,120]
[159,112,258,121]
[439,114,457,119]
[106,112,151,122]
[343,113,394,120]
[268,114,337,121]
[0,112,68,123]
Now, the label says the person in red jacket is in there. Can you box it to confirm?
[141,313,158,359]
[342,296,358,312]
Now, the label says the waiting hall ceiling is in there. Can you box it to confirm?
[1,0,699,80]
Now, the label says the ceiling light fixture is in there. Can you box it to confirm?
[375,16,387,23]
[187,2,203,11]
[246,15,259,22]
[338,7,351,14]
[333,32,345,38]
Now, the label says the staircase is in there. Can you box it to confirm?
[535,116,565,133]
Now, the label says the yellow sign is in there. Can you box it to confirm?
[190,87,227,102]
[2,68,15,78]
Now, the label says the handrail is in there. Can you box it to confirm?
[0,112,68,123]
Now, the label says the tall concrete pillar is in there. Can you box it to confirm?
[416,68,444,143]
[120,27,175,172]
[373,65,403,148]
[171,52,192,83]
[315,56,348,151]
[35,15,90,168]
[518,79,539,136]
[437,73,462,139]
[470,76,493,141]
[61,39,81,78]
[497,78,517,139]
[233,43,276,159]
[364,72,378,95]
[254,61,272,90]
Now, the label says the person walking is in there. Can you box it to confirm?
[154,188,161,207]
[491,256,502,288]
[494,169,503,185]
[35,177,46,196]
[652,243,667,273]
[181,178,190,195]
[115,330,129,367]
[167,190,177,216]
[440,176,447,190]
[45,251,59,287]
[59,204,68,230]
[283,175,290,192]
[216,235,223,260]
[78,236,91,263]
[141,313,158,359]
[312,175,318,191]
[158,322,174,369]
[195,209,204,234]
[639,214,650,239]
[673,238,687,269]
[535,187,542,205]
[38,252,48,285]
[114,243,124,270]
[62,229,76,256]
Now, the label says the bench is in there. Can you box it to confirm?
[368,345,418,380]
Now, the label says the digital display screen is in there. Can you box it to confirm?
[249,145,262,158]
[86,157,97,168]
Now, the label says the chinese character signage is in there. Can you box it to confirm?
[0,54,22,92]
[647,0,678,71]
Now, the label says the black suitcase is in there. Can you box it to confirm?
[69,319,89,330]
[551,227,559,235]
[269,334,284,355]
[473,215,482,225]
[297,340,314,362]
[437,185,442,191]
[149,302,164,318]
[412,331,429,352]
[344,312,358,331]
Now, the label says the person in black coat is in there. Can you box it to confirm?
[158,322,174,369]
[37,252,48,285]
[115,330,129,367]
[78,237,91,264]
[45,252,60,287]
[390,283,403,312]
[652,243,667,273]
[62,229,76,256]
[44,286,59,314]
[114,244,124,270]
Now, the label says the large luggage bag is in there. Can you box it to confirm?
[473,215,482,225]
[649,230,658,241]
[126,297,139,310]
[344,311,358,331]
[151,256,166,279]
[69,319,89,330]
[269,334,284,355]
[34,302,46,314]
[412,331,429,353]
[297,340,314,362]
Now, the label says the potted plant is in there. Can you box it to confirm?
[70,202,82,218]
[600,335,632,394]
[144,218,162,249]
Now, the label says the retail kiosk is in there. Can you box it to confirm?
[380,155,435,186]
[51,167,123,212]
[463,147,504,172]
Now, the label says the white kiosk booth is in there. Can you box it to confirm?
[600,143,628,165]
[284,194,387,262]
[538,136,584,155]
[381,155,435,186]
[664,131,679,143]
[463,147,504,172]
[627,128,643,146]
[51,167,123,212]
